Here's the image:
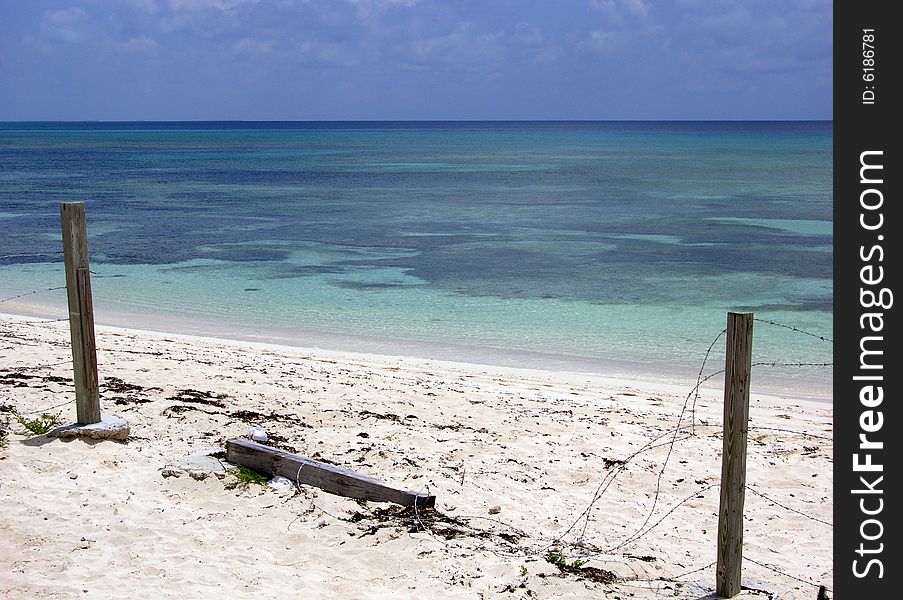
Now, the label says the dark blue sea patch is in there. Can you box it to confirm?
[267,265,348,279]
[199,245,293,262]
[331,281,422,291]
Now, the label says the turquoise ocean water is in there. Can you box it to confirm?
[0,122,832,398]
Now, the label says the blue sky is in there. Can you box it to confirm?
[0,0,832,120]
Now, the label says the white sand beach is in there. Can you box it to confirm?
[0,314,833,599]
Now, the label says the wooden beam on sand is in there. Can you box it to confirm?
[60,202,101,425]
[226,437,436,508]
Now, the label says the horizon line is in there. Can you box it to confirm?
[0,118,833,124]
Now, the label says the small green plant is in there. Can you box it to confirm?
[545,549,618,584]
[228,465,269,485]
[14,411,61,436]
[519,565,528,577]
[545,550,586,573]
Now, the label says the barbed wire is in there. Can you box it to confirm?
[669,560,717,581]
[617,572,713,598]
[595,375,713,551]
[600,483,718,555]
[0,252,64,261]
[0,286,67,304]
[753,318,833,344]
[752,361,832,369]
[745,556,831,592]
[3,359,71,372]
[538,316,829,561]
[0,249,143,269]
[522,317,833,576]
[748,426,831,441]
[19,317,71,325]
[0,314,70,328]
[690,368,724,436]
[622,561,716,597]
[589,327,730,552]
[541,423,695,554]
[689,328,726,435]
[14,398,74,416]
[747,485,832,527]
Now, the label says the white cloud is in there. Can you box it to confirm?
[513,22,543,46]
[347,0,421,25]
[625,0,648,17]
[349,0,420,10]
[41,7,92,43]
[537,47,563,65]
[590,0,616,11]
[124,0,159,14]
[590,0,650,23]
[409,24,506,70]
[119,35,161,52]
[232,37,276,55]
[587,29,617,50]
[313,41,361,67]
[169,0,259,11]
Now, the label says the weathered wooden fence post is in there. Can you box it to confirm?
[60,202,101,425]
[716,311,753,598]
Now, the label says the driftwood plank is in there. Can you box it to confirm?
[226,437,436,508]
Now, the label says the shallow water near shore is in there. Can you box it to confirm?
[0,121,832,398]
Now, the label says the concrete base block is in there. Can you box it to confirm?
[47,415,130,441]
[162,448,228,480]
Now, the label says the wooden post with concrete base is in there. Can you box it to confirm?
[60,202,101,425]
[50,202,130,442]
[716,311,753,597]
